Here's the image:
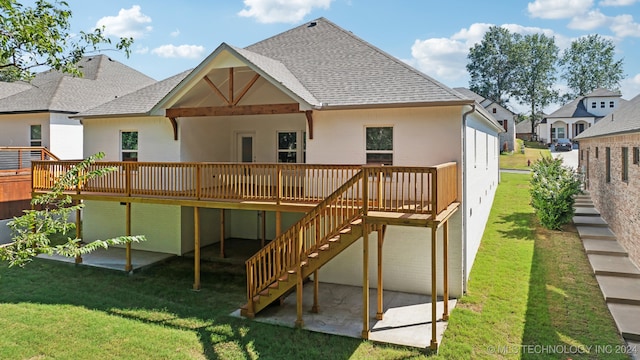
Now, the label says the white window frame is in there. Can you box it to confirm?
[30,124,42,147]
[276,130,306,163]
[365,126,393,166]
[120,130,138,162]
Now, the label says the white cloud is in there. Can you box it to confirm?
[238,0,333,24]
[610,14,640,37]
[151,44,206,59]
[409,23,567,86]
[134,46,149,55]
[527,0,593,19]
[170,29,180,38]
[568,9,610,29]
[410,38,469,82]
[600,0,639,5]
[96,5,152,38]
[620,73,640,99]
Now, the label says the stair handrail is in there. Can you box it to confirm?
[245,169,365,315]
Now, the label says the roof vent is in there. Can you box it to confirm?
[308,21,317,27]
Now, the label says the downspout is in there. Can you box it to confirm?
[461,104,475,294]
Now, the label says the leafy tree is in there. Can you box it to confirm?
[0,153,145,267]
[466,26,518,106]
[0,0,133,81]
[559,34,624,101]
[530,155,582,230]
[512,33,559,137]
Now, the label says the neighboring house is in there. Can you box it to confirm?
[575,94,640,268]
[538,88,625,145]
[454,88,516,151]
[516,119,535,141]
[0,55,156,159]
[36,18,502,349]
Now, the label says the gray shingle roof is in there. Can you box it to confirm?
[246,18,467,107]
[574,94,640,139]
[585,88,621,98]
[79,70,191,117]
[0,55,155,113]
[453,87,486,103]
[546,97,595,118]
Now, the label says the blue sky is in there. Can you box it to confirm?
[58,0,640,110]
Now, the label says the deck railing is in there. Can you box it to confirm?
[32,161,458,211]
[0,147,59,176]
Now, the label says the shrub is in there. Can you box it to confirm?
[530,156,582,230]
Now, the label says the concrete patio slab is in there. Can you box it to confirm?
[577,226,616,240]
[573,216,608,227]
[583,239,628,256]
[38,247,175,272]
[232,282,455,351]
[596,275,640,305]
[574,207,601,216]
[588,254,640,278]
[608,303,640,341]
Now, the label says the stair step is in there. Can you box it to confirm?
[328,236,340,243]
[351,218,363,225]
[278,274,289,282]
[607,303,640,341]
[269,281,280,289]
[340,227,352,234]
[588,254,640,278]
[573,216,608,227]
[574,207,601,217]
[259,289,270,296]
[577,226,616,240]
[308,252,319,259]
[319,244,330,251]
[596,276,640,305]
[583,239,627,256]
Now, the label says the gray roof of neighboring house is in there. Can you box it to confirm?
[0,55,155,114]
[453,87,486,104]
[516,120,533,133]
[79,70,191,117]
[546,88,626,119]
[575,94,640,139]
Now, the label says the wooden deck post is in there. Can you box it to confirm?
[376,225,384,320]
[295,226,304,328]
[75,202,82,264]
[430,226,438,351]
[362,218,370,339]
[443,221,449,321]
[125,202,132,272]
[275,211,282,237]
[261,210,266,247]
[194,206,201,290]
[220,209,225,258]
[312,270,319,313]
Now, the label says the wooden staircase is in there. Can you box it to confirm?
[241,218,365,316]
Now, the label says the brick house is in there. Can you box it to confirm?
[575,94,640,267]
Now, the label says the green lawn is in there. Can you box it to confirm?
[500,147,551,170]
[0,173,626,359]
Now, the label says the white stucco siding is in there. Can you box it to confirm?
[179,113,306,162]
[83,116,178,161]
[0,113,50,148]
[463,113,500,286]
[82,201,182,254]
[180,207,221,253]
[49,113,83,159]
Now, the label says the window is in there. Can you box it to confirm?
[622,147,629,182]
[121,131,138,161]
[591,102,596,109]
[609,101,615,108]
[502,119,508,132]
[366,127,393,165]
[601,101,605,108]
[277,131,297,163]
[30,125,42,146]
[596,147,599,159]
[606,147,611,183]
[492,108,497,114]
[634,147,639,165]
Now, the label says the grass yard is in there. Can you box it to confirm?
[0,173,626,359]
[500,147,551,170]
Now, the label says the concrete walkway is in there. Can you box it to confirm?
[574,194,640,358]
